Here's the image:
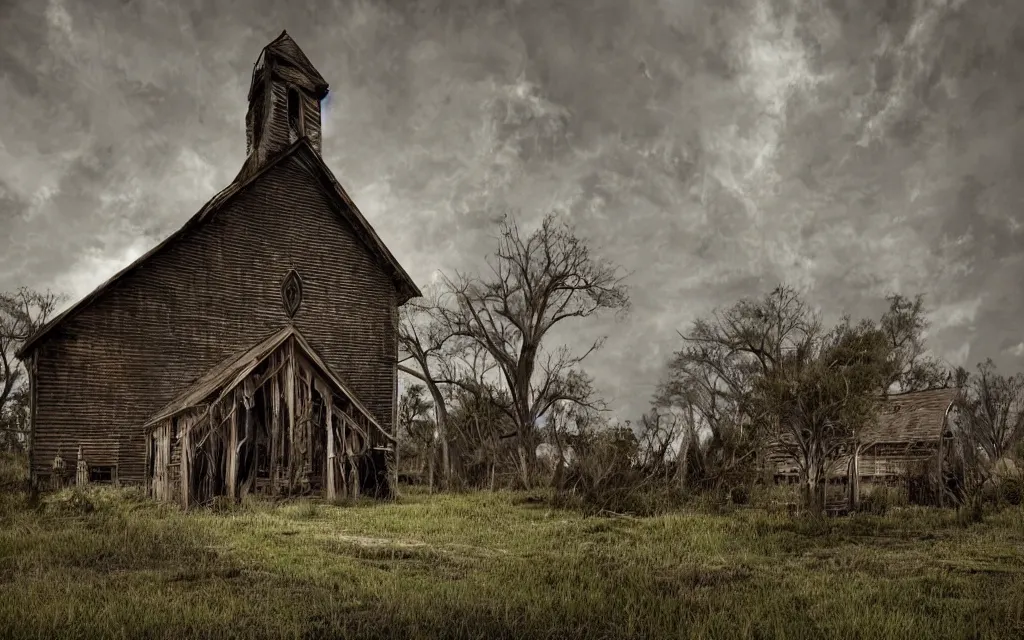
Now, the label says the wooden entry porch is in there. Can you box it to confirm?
[145,326,394,508]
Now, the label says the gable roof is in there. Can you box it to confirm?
[17,138,421,360]
[143,324,392,442]
[144,326,295,428]
[767,387,961,462]
[860,387,959,445]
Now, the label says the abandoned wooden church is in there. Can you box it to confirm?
[16,32,421,507]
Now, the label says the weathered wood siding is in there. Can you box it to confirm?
[31,152,399,483]
[302,91,322,152]
[264,82,322,152]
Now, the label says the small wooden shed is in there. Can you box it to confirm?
[772,388,959,503]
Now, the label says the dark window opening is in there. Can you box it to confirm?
[249,83,265,153]
[256,443,271,479]
[287,88,302,137]
[89,465,116,484]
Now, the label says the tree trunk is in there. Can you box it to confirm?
[424,381,450,490]
[397,363,451,490]
[552,454,566,494]
[550,424,567,494]
[804,464,826,517]
[428,444,435,494]
[517,440,531,489]
[675,433,691,491]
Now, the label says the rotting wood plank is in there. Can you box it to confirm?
[285,337,296,494]
[145,427,154,499]
[269,353,281,495]
[315,379,336,500]
[228,390,239,501]
[180,413,194,510]
[240,376,257,499]
[334,403,348,497]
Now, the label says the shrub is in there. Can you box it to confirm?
[957,495,985,526]
[858,487,891,516]
[987,477,1024,507]
[44,489,96,515]
[1001,478,1022,506]
[0,451,28,489]
[729,485,750,505]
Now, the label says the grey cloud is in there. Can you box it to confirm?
[2,0,1023,420]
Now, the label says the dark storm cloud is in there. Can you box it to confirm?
[1,0,1023,419]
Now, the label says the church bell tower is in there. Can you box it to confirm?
[245,31,329,165]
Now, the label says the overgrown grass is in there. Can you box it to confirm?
[0,483,1022,639]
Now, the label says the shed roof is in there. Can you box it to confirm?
[17,138,421,359]
[860,387,959,445]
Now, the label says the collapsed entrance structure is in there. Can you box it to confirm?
[146,326,394,508]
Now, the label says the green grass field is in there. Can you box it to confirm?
[1,481,1022,640]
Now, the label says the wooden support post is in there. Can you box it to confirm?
[345,414,359,499]
[153,425,171,501]
[76,445,89,487]
[152,435,160,501]
[305,375,314,478]
[348,457,360,500]
[228,391,239,501]
[326,392,336,501]
[145,431,153,498]
[270,354,281,495]
[285,340,296,493]
[239,378,256,500]
[335,405,348,498]
[181,421,192,510]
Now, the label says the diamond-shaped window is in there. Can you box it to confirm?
[281,270,303,318]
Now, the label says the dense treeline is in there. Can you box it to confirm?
[392,213,1024,518]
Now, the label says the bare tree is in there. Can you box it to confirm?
[945,361,1024,520]
[446,381,517,490]
[542,399,606,492]
[879,293,948,392]
[634,407,683,481]
[396,383,437,489]
[397,286,460,487]
[954,360,1024,466]
[439,213,629,487]
[1,288,63,451]
[657,285,820,489]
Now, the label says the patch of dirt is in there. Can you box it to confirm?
[329,534,509,558]
[335,534,427,549]
[937,560,1023,575]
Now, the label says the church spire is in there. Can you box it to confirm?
[245,31,329,164]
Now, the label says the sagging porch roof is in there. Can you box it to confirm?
[142,324,388,439]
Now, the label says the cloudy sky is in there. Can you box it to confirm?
[1,0,1022,420]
